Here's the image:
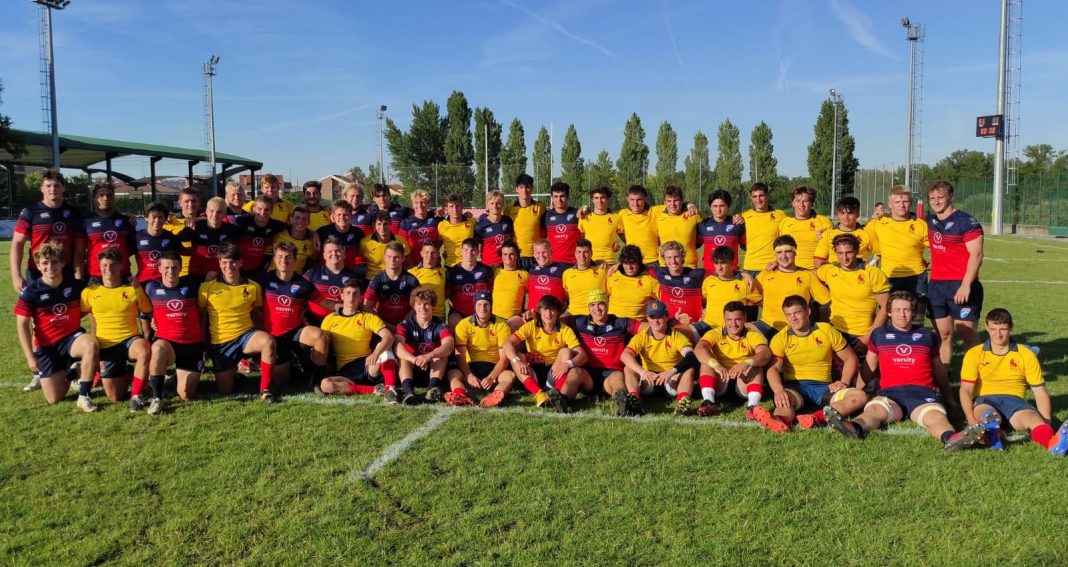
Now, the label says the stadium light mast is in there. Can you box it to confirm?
[376,105,387,184]
[202,55,219,196]
[34,0,70,171]
[902,17,925,196]
[829,88,843,215]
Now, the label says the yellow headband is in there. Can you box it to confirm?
[775,244,797,253]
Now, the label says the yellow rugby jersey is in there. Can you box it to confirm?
[653,205,702,268]
[769,323,846,383]
[410,265,447,318]
[505,201,546,256]
[562,266,608,316]
[961,342,1044,399]
[867,216,928,277]
[778,214,833,269]
[701,276,762,327]
[439,217,477,267]
[513,319,580,363]
[454,316,510,363]
[359,237,410,281]
[492,267,529,319]
[740,209,786,271]
[816,262,890,336]
[80,284,151,348]
[625,328,692,372]
[243,198,294,224]
[198,279,262,344]
[307,208,333,232]
[617,207,659,265]
[578,211,623,262]
[163,214,195,276]
[321,310,386,367]
[755,269,831,330]
[813,226,873,262]
[271,229,315,273]
[607,271,658,321]
[699,327,768,366]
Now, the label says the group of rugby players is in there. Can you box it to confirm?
[11,169,1068,455]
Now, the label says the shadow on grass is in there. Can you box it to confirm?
[1012,332,1068,383]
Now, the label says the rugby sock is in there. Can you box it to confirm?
[78,380,92,397]
[428,377,442,391]
[381,360,398,387]
[675,392,689,402]
[554,376,567,391]
[400,379,415,394]
[521,377,541,395]
[347,383,376,395]
[940,431,954,445]
[746,383,764,407]
[149,375,164,399]
[92,372,102,388]
[698,374,716,403]
[452,387,466,396]
[258,362,274,392]
[629,390,641,399]
[1032,423,1055,448]
[131,376,147,397]
[810,409,826,425]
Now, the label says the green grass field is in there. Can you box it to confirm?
[2,237,1067,565]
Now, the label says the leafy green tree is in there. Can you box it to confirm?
[683,130,712,200]
[559,124,585,198]
[384,100,447,192]
[1019,144,1062,176]
[588,150,616,192]
[474,107,502,193]
[444,91,475,201]
[500,118,527,189]
[929,150,994,182]
[714,119,744,196]
[807,98,858,200]
[748,121,778,186]
[532,126,552,195]
[615,113,649,191]
[0,81,23,158]
[654,121,679,202]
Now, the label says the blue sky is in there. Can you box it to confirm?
[1,0,1066,186]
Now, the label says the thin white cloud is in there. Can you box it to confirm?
[829,0,900,61]
[252,105,370,134]
[661,0,688,84]
[499,0,616,59]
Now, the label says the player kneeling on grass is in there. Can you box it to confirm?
[318,279,399,396]
[572,290,643,417]
[753,295,865,432]
[198,243,279,402]
[391,287,454,405]
[502,295,584,411]
[694,301,771,418]
[15,243,102,412]
[824,291,987,451]
[145,252,205,404]
[446,291,517,408]
[81,249,153,407]
[620,300,700,416]
[958,308,1068,455]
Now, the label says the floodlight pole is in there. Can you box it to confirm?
[35,0,70,170]
[829,89,842,215]
[991,0,1009,235]
[902,17,923,194]
[376,105,387,184]
[203,56,219,196]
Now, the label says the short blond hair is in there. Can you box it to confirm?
[889,185,911,198]
[225,182,243,196]
[410,189,429,202]
[206,196,226,210]
[659,240,685,257]
[32,242,64,264]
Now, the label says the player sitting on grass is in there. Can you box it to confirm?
[392,287,454,405]
[752,295,865,432]
[571,290,643,417]
[824,291,987,451]
[317,279,398,396]
[620,300,700,416]
[959,308,1068,455]
[502,295,583,410]
[694,301,771,418]
[145,252,204,403]
[81,249,152,408]
[15,243,102,412]
[198,243,278,402]
[445,291,517,408]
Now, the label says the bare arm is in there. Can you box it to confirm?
[955,236,984,304]
[830,346,858,391]
[16,315,40,373]
[10,231,28,293]
[1032,385,1053,423]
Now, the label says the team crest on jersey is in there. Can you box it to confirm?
[398,281,406,290]
[63,287,72,298]
[1010,358,1018,368]
[242,287,250,298]
[809,222,816,229]
[162,239,170,247]
[115,218,123,227]
[734,283,740,291]
[795,277,803,285]
[683,277,691,284]
[814,336,823,345]
[63,210,70,218]
[911,332,922,341]
[726,224,735,231]
[550,266,558,273]
[474,271,483,280]
[857,274,865,283]
[946,222,955,229]
[53,222,67,234]
[122,291,129,300]
[290,284,301,294]
[770,213,776,219]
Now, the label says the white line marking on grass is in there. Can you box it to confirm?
[983,280,1068,284]
[987,236,1068,249]
[349,408,456,481]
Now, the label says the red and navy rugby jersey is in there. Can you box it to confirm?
[134,229,186,283]
[474,213,515,266]
[868,324,937,391]
[368,202,411,234]
[145,277,203,344]
[15,202,84,273]
[445,262,493,316]
[231,214,286,272]
[542,207,581,264]
[257,272,321,337]
[13,276,84,347]
[398,215,442,264]
[352,204,374,236]
[316,224,364,268]
[927,209,982,281]
[396,315,452,355]
[653,266,707,322]
[697,217,745,270]
[365,271,422,325]
[526,262,569,311]
[83,212,137,277]
[182,220,240,276]
[573,315,641,371]
[303,264,358,321]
